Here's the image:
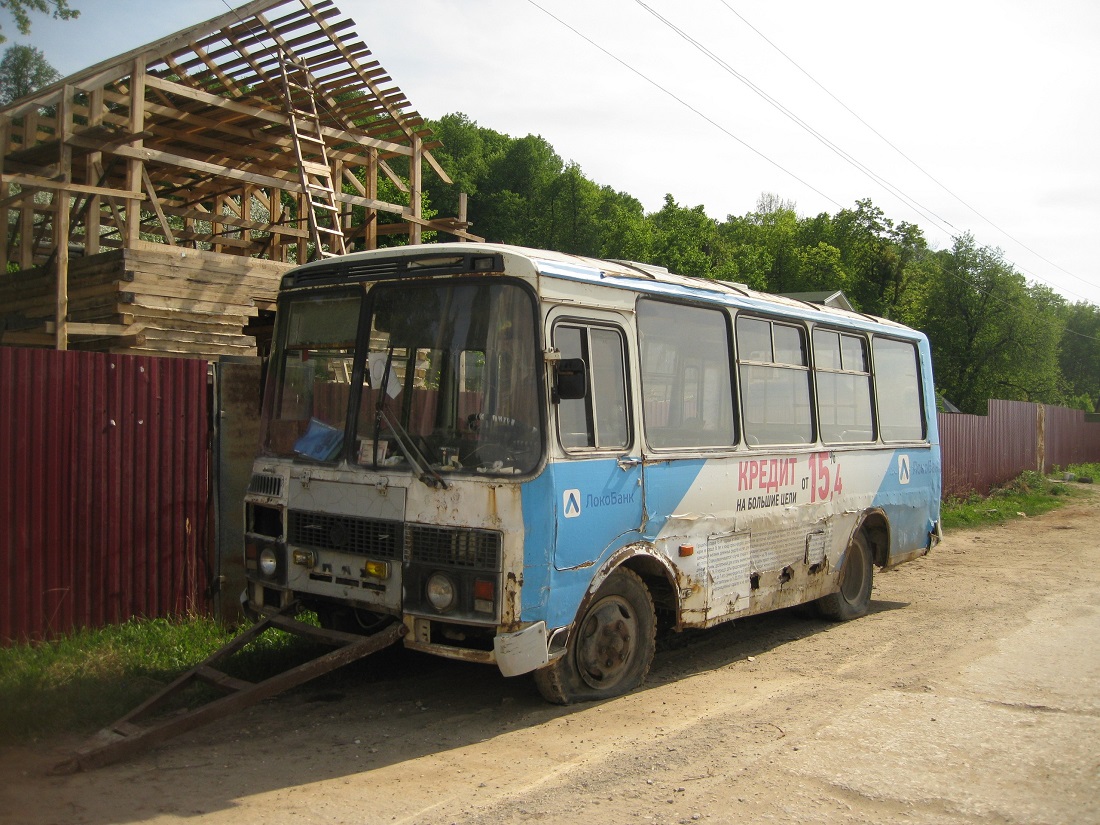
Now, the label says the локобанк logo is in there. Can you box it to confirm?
[563,488,582,518]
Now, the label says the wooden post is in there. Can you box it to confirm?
[297,193,308,264]
[458,192,468,243]
[86,88,104,255]
[55,85,74,350]
[19,108,38,269]
[365,147,377,250]
[213,194,224,254]
[0,118,9,267]
[125,58,146,250]
[333,159,346,249]
[1036,404,1046,474]
[409,135,422,245]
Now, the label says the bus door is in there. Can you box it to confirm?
[549,314,644,571]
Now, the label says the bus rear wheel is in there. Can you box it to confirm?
[534,568,656,704]
[816,531,873,621]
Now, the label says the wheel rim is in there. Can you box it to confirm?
[576,594,638,690]
[840,541,868,604]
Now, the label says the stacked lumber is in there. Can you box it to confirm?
[0,245,290,359]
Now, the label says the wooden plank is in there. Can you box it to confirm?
[127,296,259,317]
[0,284,124,313]
[141,165,176,246]
[142,74,412,156]
[122,280,271,305]
[0,174,145,203]
[0,330,55,346]
[44,320,145,339]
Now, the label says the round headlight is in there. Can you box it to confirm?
[425,572,457,612]
[259,547,278,577]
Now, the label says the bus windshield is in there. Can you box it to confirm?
[259,281,542,477]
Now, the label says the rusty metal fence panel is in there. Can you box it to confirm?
[1,347,210,645]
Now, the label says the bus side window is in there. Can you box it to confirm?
[555,324,629,451]
[813,329,874,444]
[873,337,925,441]
[637,299,735,448]
[736,316,812,445]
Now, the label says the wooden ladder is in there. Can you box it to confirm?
[280,54,347,259]
[51,605,405,774]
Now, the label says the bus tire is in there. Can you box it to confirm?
[534,568,656,705]
[816,531,873,621]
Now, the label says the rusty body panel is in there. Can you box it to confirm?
[1,346,209,645]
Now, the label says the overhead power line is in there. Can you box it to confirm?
[716,0,1098,302]
[522,0,1100,341]
[633,0,959,237]
[523,0,843,210]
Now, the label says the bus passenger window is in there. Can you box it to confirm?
[555,324,629,450]
[813,329,874,443]
[873,337,925,441]
[736,316,812,445]
[637,300,735,448]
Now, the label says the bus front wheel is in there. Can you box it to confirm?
[534,568,656,704]
[816,531,873,621]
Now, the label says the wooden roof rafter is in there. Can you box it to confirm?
[0,0,479,354]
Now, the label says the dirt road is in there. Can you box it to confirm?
[3,490,1099,825]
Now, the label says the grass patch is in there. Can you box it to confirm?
[941,464,1098,530]
[0,613,325,743]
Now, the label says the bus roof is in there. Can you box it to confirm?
[283,242,915,333]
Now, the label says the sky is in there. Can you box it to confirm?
[7,0,1099,305]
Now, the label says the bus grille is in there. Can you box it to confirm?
[407,526,502,569]
[248,474,282,497]
[287,510,402,559]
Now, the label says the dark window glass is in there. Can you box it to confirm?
[737,317,812,445]
[813,329,874,444]
[556,324,629,450]
[873,337,925,441]
[638,300,735,448]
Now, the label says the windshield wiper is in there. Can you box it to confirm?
[377,406,448,489]
[372,347,448,489]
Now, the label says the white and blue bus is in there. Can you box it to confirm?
[244,243,941,703]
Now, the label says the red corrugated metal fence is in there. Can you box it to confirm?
[1044,404,1100,470]
[1,347,210,645]
[939,399,1100,498]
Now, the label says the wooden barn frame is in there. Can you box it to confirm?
[0,0,478,357]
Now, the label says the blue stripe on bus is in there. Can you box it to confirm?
[519,457,708,626]
[870,447,942,558]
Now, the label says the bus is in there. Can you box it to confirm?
[243,243,942,704]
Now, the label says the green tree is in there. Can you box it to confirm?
[832,199,927,319]
[0,0,77,43]
[648,194,734,280]
[591,185,652,262]
[0,43,57,103]
[1057,302,1100,411]
[922,234,1064,412]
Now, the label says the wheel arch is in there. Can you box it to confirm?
[576,543,680,635]
[852,508,891,568]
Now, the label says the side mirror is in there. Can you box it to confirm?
[555,358,587,401]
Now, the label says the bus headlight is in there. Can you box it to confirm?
[259,547,278,577]
[425,572,457,612]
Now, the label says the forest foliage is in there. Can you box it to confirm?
[423,113,1100,415]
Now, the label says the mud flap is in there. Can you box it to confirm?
[493,621,549,676]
